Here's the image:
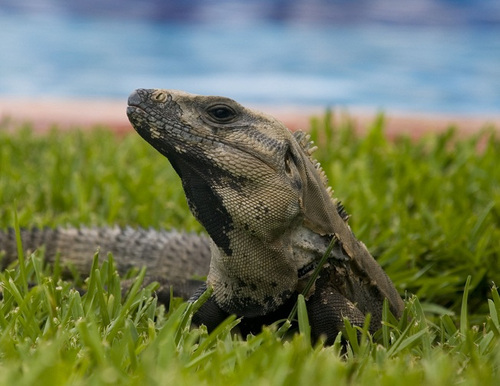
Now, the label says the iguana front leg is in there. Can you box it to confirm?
[307,289,366,345]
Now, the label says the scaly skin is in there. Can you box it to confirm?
[0,227,210,303]
[126,89,404,343]
[1,89,404,344]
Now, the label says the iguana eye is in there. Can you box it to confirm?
[152,91,167,102]
[207,105,237,122]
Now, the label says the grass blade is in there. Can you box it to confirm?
[460,276,471,337]
[297,294,311,345]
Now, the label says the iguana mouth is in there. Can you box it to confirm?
[126,91,148,118]
[126,91,148,123]
[127,90,143,109]
[127,89,145,107]
[126,105,145,117]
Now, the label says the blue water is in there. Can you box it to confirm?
[1,3,499,113]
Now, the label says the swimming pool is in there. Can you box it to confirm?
[1,8,499,114]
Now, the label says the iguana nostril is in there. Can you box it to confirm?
[127,89,143,107]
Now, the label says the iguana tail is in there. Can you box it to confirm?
[0,227,211,300]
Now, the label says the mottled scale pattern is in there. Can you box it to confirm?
[1,88,404,346]
[126,88,404,338]
[0,227,211,300]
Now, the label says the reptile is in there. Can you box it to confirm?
[0,89,404,344]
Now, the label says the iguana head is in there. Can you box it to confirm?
[127,88,342,317]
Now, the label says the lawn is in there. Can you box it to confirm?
[1,114,499,385]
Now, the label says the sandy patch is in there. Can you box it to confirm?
[1,98,498,139]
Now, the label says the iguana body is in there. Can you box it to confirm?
[1,89,404,343]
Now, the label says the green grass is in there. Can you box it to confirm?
[1,115,500,385]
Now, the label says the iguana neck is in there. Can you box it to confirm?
[207,223,343,317]
[207,233,296,317]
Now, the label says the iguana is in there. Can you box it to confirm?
[0,89,404,344]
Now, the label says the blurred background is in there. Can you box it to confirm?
[0,0,499,115]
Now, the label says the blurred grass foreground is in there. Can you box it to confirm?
[1,115,500,384]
